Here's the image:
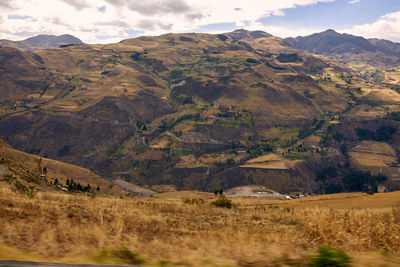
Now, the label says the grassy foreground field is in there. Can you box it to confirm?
[0,185,400,266]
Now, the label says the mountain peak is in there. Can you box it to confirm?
[22,34,83,48]
[225,29,272,40]
[285,29,377,55]
[321,29,340,35]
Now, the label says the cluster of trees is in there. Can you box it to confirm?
[355,125,396,141]
[54,178,100,192]
[298,119,324,139]
[317,167,387,194]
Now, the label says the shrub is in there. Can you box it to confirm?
[12,181,37,198]
[246,58,259,64]
[277,53,300,63]
[95,248,144,265]
[211,195,233,209]
[113,247,144,265]
[217,34,228,41]
[310,246,351,267]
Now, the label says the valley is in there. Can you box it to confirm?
[1,29,400,195]
[1,26,400,266]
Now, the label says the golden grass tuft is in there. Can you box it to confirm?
[0,185,400,266]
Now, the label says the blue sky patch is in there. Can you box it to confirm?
[98,6,106,13]
[124,29,145,38]
[259,0,400,30]
[8,14,35,20]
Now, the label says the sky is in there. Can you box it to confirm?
[1,0,400,44]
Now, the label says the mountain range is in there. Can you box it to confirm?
[0,29,399,194]
[0,34,83,50]
[286,29,400,66]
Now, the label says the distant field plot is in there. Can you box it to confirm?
[240,153,302,170]
[349,141,398,168]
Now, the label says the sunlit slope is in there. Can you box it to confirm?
[0,139,125,196]
[1,30,398,191]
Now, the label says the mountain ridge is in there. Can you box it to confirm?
[0,29,399,193]
[0,34,83,50]
[285,29,400,65]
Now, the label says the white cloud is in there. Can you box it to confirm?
[61,0,90,10]
[341,11,400,42]
[0,0,14,9]
[349,0,360,4]
[0,0,337,43]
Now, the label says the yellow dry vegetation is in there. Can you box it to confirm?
[154,190,213,199]
[240,153,302,170]
[0,140,124,196]
[198,153,245,164]
[362,89,400,104]
[149,137,170,149]
[303,135,321,147]
[354,141,396,156]
[349,141,398,168]
[246,154,282,163]
[1,186,400,266]
[349,152,396,168]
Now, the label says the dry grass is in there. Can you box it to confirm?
[349,151,396,168]
[240,153,302,170]
[154,190,214,199]
[0,185,400,266]
[0,141,124,196]
[351,141,396,156]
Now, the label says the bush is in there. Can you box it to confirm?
[246,58,259,64]
[217,34,228,41]
[113,247,144,265]
[95,248,144,265]
[12,180,37,198]
[211,195,233,208]
[310,246,351,267]
[366,190,375,195]
[277,53,300,63]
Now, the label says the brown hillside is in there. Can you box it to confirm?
[0,139,125,196]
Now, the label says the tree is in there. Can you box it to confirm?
[84,184,91,192]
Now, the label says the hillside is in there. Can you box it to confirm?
[0,30,399,193]
[0,138,125,196]
[0,34,83,51]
